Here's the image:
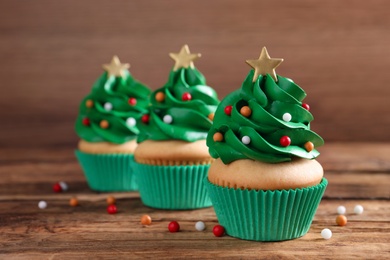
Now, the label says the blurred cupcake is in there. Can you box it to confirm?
[132,45,220,209]
[75,56,151,192]
[205,47,327,241]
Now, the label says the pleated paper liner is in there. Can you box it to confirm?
[205,178,328,241]
[75,150,137,192]
[132,162,212,210]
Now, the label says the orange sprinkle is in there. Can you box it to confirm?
[304,141,314,152]
[208,113,215,121]
[213,132,224,142]
[106,196,116,205]
[69,197,79,207]
[100,120,109,129]
[240,106,252,117]
[85,99,94,108]
[155,92,165,102]
[141,215,152,225]
[336,215,347,226]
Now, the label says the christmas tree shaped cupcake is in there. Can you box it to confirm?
[75,56,151,192]
[133,45,220,209]
[205,47,327,241]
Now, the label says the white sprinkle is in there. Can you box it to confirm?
[354,205,364,214]
[321,228,332,240]
[104,102,113,111]
[282,113,292,122]
[58,181,68,191]
[126,117,136,127]
[163,115,173,124]
[195,221,206,231]
[38,201,47,209]
[241,136,251,145]
[337,205,346,215]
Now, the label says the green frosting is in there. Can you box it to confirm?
[137,67,220,143]
[207,70,324,164]
[75,70,151,144]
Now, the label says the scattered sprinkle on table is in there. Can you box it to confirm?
[38,201,47,209]
[321,228,332,240]
[213,225,225,237]
[336,215,347,226]
[69,197,79,207]
[168,221,180,232]
[354,205,364,214]
[107,204,117,214]
[59,181,68,191]
[337,205,346,215]
[141,215,152,225]
[195,221,206,231]
[52,183,62,193]
[106,196,116,205]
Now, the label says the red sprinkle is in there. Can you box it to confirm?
[82,118,90,126]
[302,103,310,111]
[280,136,291,147]
[182,92,192,101]
[168,221,180,232]
[128,97,137,106]
[213,225,225,237]
[141,114,150,124]
[52,183,62,193]
[224,105,233,116]
[107,204,117,214]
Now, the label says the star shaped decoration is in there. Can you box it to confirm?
[169,45,201,71]
[246,47,284,82]
[103,56,130,77]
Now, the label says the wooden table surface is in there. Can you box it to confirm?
[0,143,389,259]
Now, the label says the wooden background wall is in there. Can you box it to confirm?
[1,0,389,148]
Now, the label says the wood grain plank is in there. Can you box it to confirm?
[0,0,390,147]
[0,200,388,258]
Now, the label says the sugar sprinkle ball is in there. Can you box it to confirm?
[336,215,347,226]
[107,204,117,214]
[213,225,225,237]
[38,200,47,209]
[69,197,79,207]
[321,228,332,240]
[336,205,346,215]
[141,215,152,225]
[195,221,206,231]
[52,183,62,193]
[354,205,364,215]
[168,221,180,233]
[59,181,68,191]
[106,196,116,205]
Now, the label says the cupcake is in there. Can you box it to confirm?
[75,56,151,192]
[132,45,220,209]
[205,47,327,241]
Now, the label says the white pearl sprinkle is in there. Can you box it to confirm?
[242,136,251,145]
[104,102,113,111]
[321,228,332,240]
[126,117,136,127]
[38,201,47,209]
[163,115,173,124]
[337,205,346,215]
[58,181,68,191]
[354,205,364,215]
[282,113,292,122]
[195,221,206,231]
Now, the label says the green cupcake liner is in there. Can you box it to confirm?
[205,178,328,241]
[132,161,212,210]
[75,150,137,192]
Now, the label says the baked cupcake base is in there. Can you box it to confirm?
[132,161,212,210]
[75,150,137,192]
[205,178,328,241]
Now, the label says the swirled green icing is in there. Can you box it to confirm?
[75,70,151,144]
[207,70,324,164]
[137,67,220,143]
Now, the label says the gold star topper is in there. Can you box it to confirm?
[169,45,201,71]
[103,56,130,77]
[246,47,284,82]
